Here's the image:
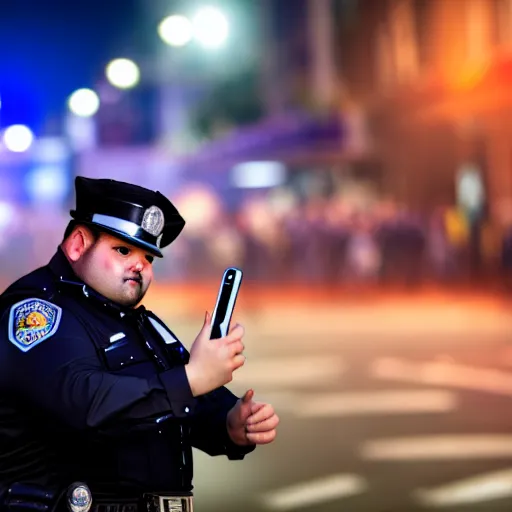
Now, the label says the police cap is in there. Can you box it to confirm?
[70,176,185,257]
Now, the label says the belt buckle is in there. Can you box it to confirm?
[143,493,193,512]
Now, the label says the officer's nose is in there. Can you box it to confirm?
[131,257,146,273]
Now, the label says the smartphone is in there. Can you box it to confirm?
[210,267,243,339]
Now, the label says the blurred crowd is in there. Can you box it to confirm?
[2,184,512,289]
[157,185,512,288]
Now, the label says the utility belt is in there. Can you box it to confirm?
[2,482,194,512]
[92,493,194,512]
[2,482,64,512]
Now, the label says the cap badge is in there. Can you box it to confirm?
[142,206,165,236]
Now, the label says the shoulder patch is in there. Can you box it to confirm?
[8,298,62,352]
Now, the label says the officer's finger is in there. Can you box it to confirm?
[246,413,280,433]
[248,401,265,417]
[228,320,239,335]
[246,429,277,445]
[231,354,246,371]
[246,403,274,424]
[225,324,244,343]
[229,341,244,357]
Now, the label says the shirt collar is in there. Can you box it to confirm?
[48,246,79,283]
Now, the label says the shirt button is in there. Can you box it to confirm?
[184,407,190,414]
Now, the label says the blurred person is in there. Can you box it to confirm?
[206,213,246,273]
[375,204,426,287]
[427,206,454,280]
[344,212,381,283]
[501,222,512,290]
[323,198,351,284]
[0,177,279,512]
[443,205,470,281]
[238,197,286,282]
[287,198,331,283]
[173,184,224,281]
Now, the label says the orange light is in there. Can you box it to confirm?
[447,61,489,91]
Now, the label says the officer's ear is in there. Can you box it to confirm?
[62,225,97,262]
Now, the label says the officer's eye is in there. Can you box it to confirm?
[146,255,154,264]
[115,247,130,256]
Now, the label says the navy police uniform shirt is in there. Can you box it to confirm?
[0,248,254,498]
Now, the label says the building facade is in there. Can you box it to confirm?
[332,0,512,226]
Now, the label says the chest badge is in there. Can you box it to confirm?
[8,298,62,352]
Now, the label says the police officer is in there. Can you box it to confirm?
[0,177,279,512]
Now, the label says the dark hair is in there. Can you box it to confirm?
[62,221,102,243]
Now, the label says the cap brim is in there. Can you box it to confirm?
[78,220,164,258]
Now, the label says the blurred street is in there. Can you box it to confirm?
[145,286,512,512]
[4,0,512,510]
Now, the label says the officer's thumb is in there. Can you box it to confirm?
[242,389,254,404]
[238,389,254,422]
[199,311,212,339]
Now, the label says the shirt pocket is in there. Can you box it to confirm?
[102,338,149,371]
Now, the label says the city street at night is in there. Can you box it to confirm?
[147,286,512,512]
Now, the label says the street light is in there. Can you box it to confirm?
[192,6,229,49]
[158,14,193,47]
[68,88,100,117]
[3,124,34,153]
[105,58,140,89]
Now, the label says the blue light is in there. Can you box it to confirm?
[25,165,69,203]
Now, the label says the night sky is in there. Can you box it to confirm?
[0,0,142,130]
[0,0,300,133]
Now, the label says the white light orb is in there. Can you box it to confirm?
[68,88,100,117]
[158,14,193,47]
[3,125,34,153]
[192,7,229,49]
[105,58,140,89]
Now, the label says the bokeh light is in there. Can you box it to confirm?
[25,165,69,203]
[192,7,229,49]
[3,124,34,153]
[68,88,100,117]
[105,58,140,89]
[158,15,193,47]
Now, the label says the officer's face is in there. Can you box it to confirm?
[79,233,155,307]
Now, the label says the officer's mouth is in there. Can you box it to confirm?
[125,277,142,285]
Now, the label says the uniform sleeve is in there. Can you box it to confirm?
[0,301,195,432]
[189,387,256,460]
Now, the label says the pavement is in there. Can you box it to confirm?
[140,284,512,512]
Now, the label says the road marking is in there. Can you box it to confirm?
[370,357,512,396]
[236,389,457,418]
[296,389,457,417]
[361,435,512,461]
[412,468,512,507]
[260,474,368,510]
[246,304,512,339]
[233,356,346,388]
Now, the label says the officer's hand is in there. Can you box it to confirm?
[227,389,279,446]
[185,311,246,397]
